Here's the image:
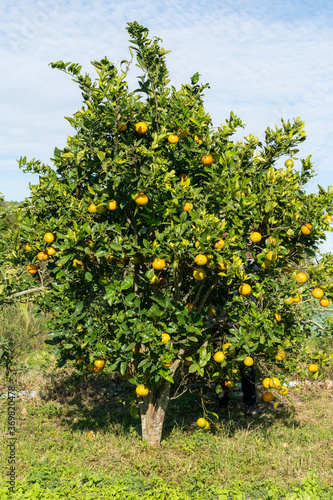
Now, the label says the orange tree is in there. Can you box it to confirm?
[6,22,333,446]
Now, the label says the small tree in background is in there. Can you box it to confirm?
[3,22,333,446]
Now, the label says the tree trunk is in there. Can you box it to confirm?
[138,379,171,447]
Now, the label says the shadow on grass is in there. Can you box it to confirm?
[39,368,301,441]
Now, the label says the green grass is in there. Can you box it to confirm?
[0,303,332,499]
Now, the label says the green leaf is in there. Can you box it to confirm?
[120,275,134,290]
[188,363,198,373]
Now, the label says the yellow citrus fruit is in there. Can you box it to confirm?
[225,380,233,388]
[204,422,210,430]
[153,258,166,270]
[164,362,172,368]
[279,386,289,395]
[272,377,281,388]
[135,193,149,205]
[308,363,318,373]
[88,240,94,249]
[77,325,83,331]
[296,272,307,284]
[223,343,232,352]
[293,293,302,303]
[150,275,159,284]
[275,313,281,322]
[285,159,294,168]
[266,251,277,262]
[320,298,330,307]
[239,284,251,295]
[168,134,179,144]
[312,288,324,298]
[73,259,83,267]
[193,268,206,280]
[195,241,200,249]
[194,254,208,266]
[135,122,148,134]
[46,247,56,256]
[284,297,294,305]
[244,356,254,367]
[27,264,38,274]
[194,135,203,145]
[325,215,333,224]
[197,418,207,428]
[295,214,300,221]
[263,378,273,389]
[88,203,97,214]
[217,261,228,271]
[186,303,194,312]
[275,351,286,361]
[136,384,149,396]
[162,333,171,344]
[250,232,262,243]
[183,202,193,211]
[301,223,313,235]
[263,392,274,402]
[37,251,48,261]
[25,243,32,251]
[202,154,213,165]
[106,200,117,210]
[214,238,225,250]
[94,359,105,369]
[268,236,277,245]
[214,351,225,363]
[44,233,54,244]
[117,122,127,132]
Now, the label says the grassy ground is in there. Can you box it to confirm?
[0,303,332,499]
[0,351,333,499]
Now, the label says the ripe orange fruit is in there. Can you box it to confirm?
[244,356,254,367]
[225,380,233,388]
[162,333,171,344]
[117,122,127,132]
[263,392,274,402]
[152,258,166,270]
[275,351,286,361]
[194,254,207,266]
[308,363,318,373]
[44,233,54,244]
[274,313,281,322]
[214,351,225,363]
[136,384,149,396]
[94,359,105,369]
[239,284,251,295]
[88,240,94,249]
[37,252,48,261]
[284,297,294,305]
[135,122,148,134]
[284,159,294,168]
[263,378,273,389]
[194,135,203,145]
[301,223,313,235]
[214,238,225,250]
[325,215,333,224]
[312,288,324,298]
[25,243,32,251]
[279,386,289,395]
[168,134,179,144]
[320,298,330,307]
[202,154,213,165]
[266,251,277,262]
[296,272,307,284]
[250,232,261,243]
[195,241,200,249]
[197,418,207,428]
[183,202,193,211]
[88,203,97,214]
[27,264,38,274]
[94,365,104,373]
[272,377,281,388]
[193,268,206,280]
[73,259,83,267]
[268,236,277,245]
[164,362,172,368]
[292,293,302,303]
[106,200,117,210]
[217,261,228,271]
[46,247,56,256]
[135,193,149,205]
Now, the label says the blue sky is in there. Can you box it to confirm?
[1,0,333,252]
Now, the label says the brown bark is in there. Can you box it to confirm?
[138,379,171,447]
